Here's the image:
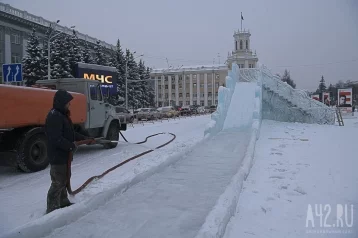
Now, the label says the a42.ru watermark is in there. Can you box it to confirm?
[305,204,354,234]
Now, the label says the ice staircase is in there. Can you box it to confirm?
[238,66,335,125]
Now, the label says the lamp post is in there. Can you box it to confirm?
[125,52,144,109]
[47,20,75,80]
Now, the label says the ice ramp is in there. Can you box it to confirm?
[223,82,257,130]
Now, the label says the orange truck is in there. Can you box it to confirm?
[0,78,127,172]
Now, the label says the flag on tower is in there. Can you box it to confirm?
[241,12,244,20]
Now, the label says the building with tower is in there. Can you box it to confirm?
[227,29,258,69]
[150,28,259,107]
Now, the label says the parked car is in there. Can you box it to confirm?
[204,106,211,113]
[180,106,191,115]
[136,108,162,120]
[197,106,206,114]
[189,105,199,114]
[115,107,134,123]
[209,105,217,113]
[157,106,180,118]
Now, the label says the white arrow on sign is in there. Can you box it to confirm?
[6,66,11,83]
[14,65,19,82]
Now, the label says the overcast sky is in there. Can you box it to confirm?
[4,0,358,90]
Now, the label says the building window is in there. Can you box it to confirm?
[164,76,168,80]
[200,101,204,106]
[0,50,3,64]
[193,83,197,87]
[151,76,155,79]
[240,40,243,50]
[172,84,175,89]
[249,64,254,68]
[201,93,204,97]
[208,101,212,106]
[193,101,197,105]
[215,74,220,79]
[215,83,219,88]
[186,101,190,105]
[208,84,212,88]
[235,41,237,50]
[200,83,204,88]
[186,93,189,97]
[186,75,190,80]
[179,76,183,81]
[215,92,218,97]
[215,100,218,105]
[159,94,162,98]
[179,93,182,97]
[158,102,162,107]
[179,101,183,106]
[165,85,168,89]
[193,75,197,79]
[246,40,249,49]
[208,92,212,97]
[179,83,182,89]
[11,53,20,63]
[172,93,175,98]
[11,33,21,44]
[158,85,162,89]
[157,76,162,80]
[193,93,197,98]
[165,93,168,99]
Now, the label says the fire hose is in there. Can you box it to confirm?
[66,132,176,196]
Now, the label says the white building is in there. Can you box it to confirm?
[150,28,258,107]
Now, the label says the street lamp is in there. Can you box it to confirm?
[125,52,144,109]
[47,20,75,80]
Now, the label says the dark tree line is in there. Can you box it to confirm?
[22,28,155,108]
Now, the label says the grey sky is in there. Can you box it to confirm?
[4,0,358,91]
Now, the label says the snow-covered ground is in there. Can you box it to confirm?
[0,115,210,236]
[224,117,358,238]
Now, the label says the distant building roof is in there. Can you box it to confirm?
[151,64,228,74]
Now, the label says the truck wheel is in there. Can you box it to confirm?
[16,130,48,172]
[104,121,119,149]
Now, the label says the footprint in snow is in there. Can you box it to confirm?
[252,190,259,194]
[280,185,289,190]
[279,144,286,148]
[270,152,283,156]
[275,168,287,172]
[269,175,285,179]
[266,196,275,201]
[294,186,307,195]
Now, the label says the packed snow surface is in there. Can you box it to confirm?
[223,118,358,238]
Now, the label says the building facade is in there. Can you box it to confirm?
[150,28,259,107]
[0,2,115,83]
[150,65,228,107]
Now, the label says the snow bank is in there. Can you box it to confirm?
[196,74,263,238]
[1,137,211,238]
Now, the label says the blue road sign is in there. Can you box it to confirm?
[2,63,23,83]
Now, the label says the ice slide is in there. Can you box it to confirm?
[4,65,260,238]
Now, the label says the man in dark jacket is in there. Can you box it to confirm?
[45,89,89,214]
